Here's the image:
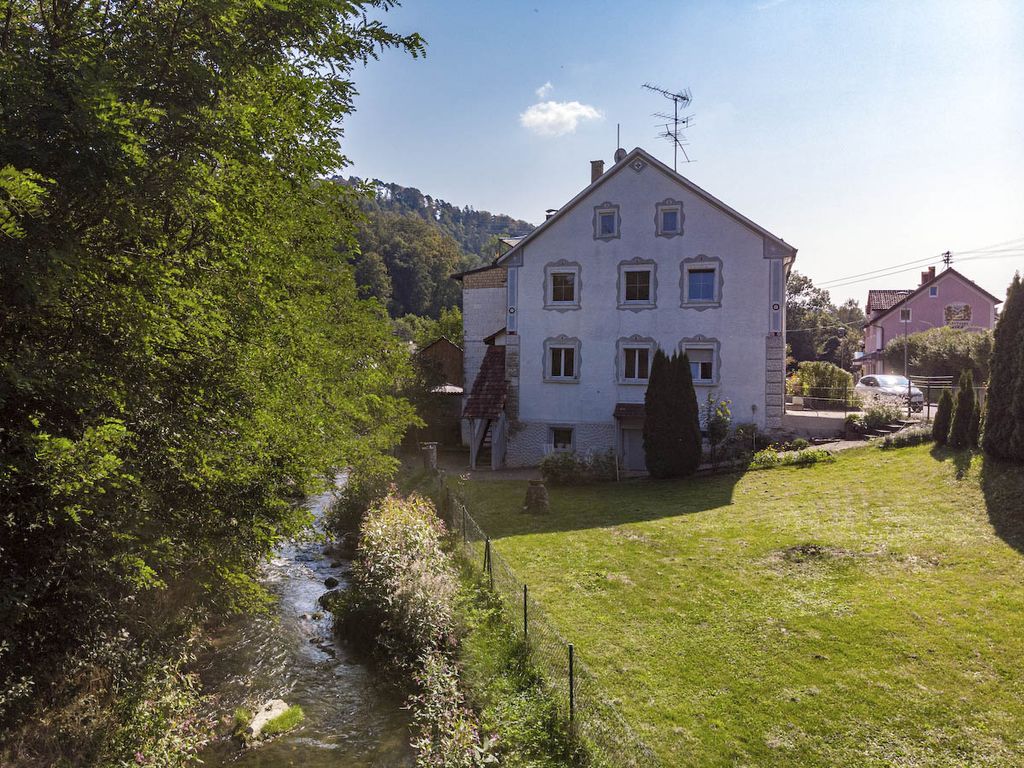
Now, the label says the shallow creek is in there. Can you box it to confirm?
[198,481,413,767]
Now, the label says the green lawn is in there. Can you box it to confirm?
[454,446,1024,767]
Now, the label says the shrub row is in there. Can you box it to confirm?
[880,426,933,450]
[539,449,616,485]
[750,447,835,469]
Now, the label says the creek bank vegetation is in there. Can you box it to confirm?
[328,480,577,767]
[0,1,423,763]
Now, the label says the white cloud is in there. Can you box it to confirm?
[519,100,603,137]
[535,81,554,99]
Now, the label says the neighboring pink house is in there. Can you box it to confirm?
[858,266,1001,376]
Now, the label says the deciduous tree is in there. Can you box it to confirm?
[0,0,422,760]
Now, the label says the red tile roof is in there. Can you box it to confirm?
[463,345,507,419]
[866,289,912,314]
[613,402,645,419]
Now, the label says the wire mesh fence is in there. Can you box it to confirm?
[435,472,662,768]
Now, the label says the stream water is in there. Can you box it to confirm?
[198,480,413,768]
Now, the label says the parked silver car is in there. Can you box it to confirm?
[855,374,924,412]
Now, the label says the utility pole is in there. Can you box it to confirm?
[941,251,953,268]
[901,308,911,419]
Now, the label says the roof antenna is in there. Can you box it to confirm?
[642,82,695,171]
[614,124,626,163]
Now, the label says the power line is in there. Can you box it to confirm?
[817,255,938,288]
[815,233,1024,291]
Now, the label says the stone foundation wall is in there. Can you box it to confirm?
[506,421,618,468]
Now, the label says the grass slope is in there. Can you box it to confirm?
[456,446,1024,767]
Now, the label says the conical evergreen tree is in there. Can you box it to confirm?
[674,352,703,477]
[1010,331,1024,461]
[948,370,976,449]
[643,350,675,478]
[932,389,953,446]
[983,273,1023,459]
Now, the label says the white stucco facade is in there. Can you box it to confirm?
[461,147,796,468]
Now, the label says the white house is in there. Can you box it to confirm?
[457,147,797,470]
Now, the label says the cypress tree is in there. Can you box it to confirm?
[674,352,704,477]
[643,350,675,478]
[932,389,953,446]
[983,273,1023,459]
[948,369,976,449]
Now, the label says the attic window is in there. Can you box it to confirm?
[593,204,620,240]
[655,199,684,238]
[929,286,938,297]
[599,212,616,236]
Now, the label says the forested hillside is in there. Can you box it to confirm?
[336,178,535,342]
[339,176,535,259]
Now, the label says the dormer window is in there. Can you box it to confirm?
[593,203,620,240]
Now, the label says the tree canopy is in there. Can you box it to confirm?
[0,0,420,760]
[786,271,865,370]
[882,326,993,383]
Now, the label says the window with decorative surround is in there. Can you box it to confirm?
[680,255,723,309]
[593,203,620,240]
[543,336,581,383]
[543,261,582,310]
[616,335,657,384]
[655,199,684,238]
[679,336,721,386]
[617,258,657,310]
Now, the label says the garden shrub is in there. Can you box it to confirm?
[948,369,977,449]
[932,390,953,445]
[539,449,617,485]
[789,438,810,451]
[750,447,834,469]
[751,448,782,468]
[881,426,933,450]
[409,652,497,768]
[796,361,855,409]
[538,452,582,485]
[786,449,835,467]
[702,394,732,466]
[343,493,458,671]
[862,402,904,431]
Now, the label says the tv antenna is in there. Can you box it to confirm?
[642,82,694,170]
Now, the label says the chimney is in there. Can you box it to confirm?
[920,266,936,287]
[590,160,604,183]
[545,208,558,220]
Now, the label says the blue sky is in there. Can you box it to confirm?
[343,0,1024,305]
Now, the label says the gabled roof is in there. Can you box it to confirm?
[463,345,507,419]
[866,267,1003,326]
[496,147,797,266]
[866,290,912,314]
[416,336,464,355]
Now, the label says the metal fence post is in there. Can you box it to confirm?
[568,643,575,726]
[462,504,467,544]
[926,382,931,424]
[523,584,528,640]
[485,537,493,590]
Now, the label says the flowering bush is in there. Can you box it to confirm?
[409,652,497,768]
[343,493,459,671]
[862,402,904,431]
